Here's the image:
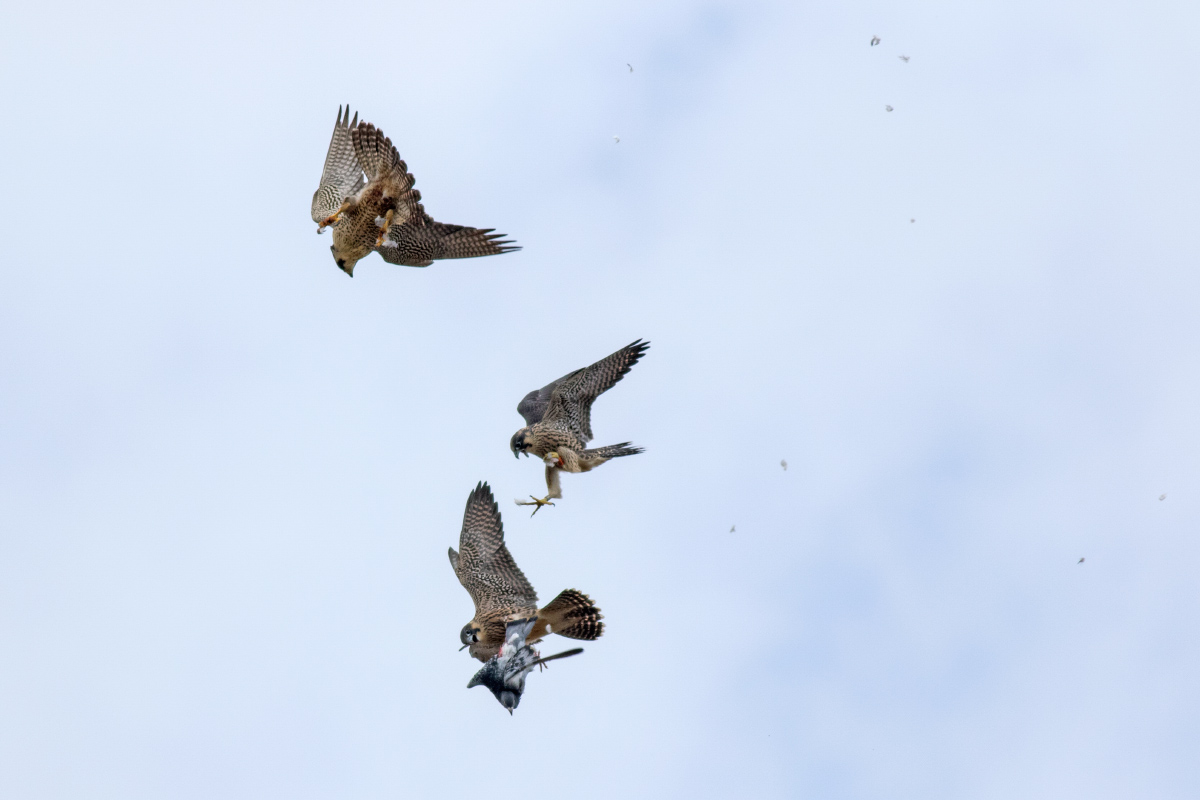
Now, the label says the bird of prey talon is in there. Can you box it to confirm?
[374,208,396,246]
[450,482,604,667]
[466,618,584,714]
[311,106,520,276]
[515,495,555,516]
[319,201,354,231]
[509,339,649,510]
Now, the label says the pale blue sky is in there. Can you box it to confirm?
[1,1,1198,798]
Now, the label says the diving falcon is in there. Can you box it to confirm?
[311,106,519,276]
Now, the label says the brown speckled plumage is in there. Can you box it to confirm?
[449,483,604,662]
[510,340,649,509]
[311,107,519,276]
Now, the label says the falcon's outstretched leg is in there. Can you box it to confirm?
[516,496,555,516]
[374,207,396,247]
[516,458,564,516]
[319,199,355,231]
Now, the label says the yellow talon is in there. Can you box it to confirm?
[375,208,395,247]
[320,199,355,231]
[516,495,555,516]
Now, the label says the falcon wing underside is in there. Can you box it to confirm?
[540,339,650,442]
[311,106,366,224]
[452,482,538,618]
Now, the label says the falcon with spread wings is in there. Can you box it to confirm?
[449,482,604,663]
[509,339,649,513]
[311,106,519,277]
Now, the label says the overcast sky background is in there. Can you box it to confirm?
[1,1,1198,797]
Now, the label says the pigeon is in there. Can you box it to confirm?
[1078,558,1085,564]
[780,459,788,471]
[870,36,881,46]
[466,618,583,714]
[898,55,910,62]
[613,136,620,144]
[1159,494,1167,501]
[730,525,736,533]
[885,105,894,112]
[627,63,633,72]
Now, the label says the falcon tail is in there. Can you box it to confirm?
[379,222,520,267]
[422,222,520,260]
[541,589,605,641]
[580,442,644,462]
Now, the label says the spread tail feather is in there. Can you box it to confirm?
[541,589,605,641]
[581,442,644,461]
[377,221,519,267]
[420,222,520,260]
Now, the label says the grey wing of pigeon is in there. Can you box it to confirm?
[500,619,577,682]
[508,644,583,680]
[467,618,537,691]
[503,618,537,654]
